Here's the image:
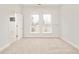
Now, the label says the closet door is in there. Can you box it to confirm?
[15,13,23,40]
[9,16,16,40]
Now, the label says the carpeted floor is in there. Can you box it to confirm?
[1,37,79,54]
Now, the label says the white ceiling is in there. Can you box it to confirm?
[22,4,62,7]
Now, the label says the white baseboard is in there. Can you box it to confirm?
[23,37,60,38]
[0,39,17,53]
[60,37,79,50]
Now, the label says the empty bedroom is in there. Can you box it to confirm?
[0,4,79,54]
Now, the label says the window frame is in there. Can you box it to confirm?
[30,13,53,33]
[42,14,52,33]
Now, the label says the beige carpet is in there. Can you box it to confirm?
[1,37,79,54]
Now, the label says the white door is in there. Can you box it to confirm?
[9,16,16,40]
[15,13,23,40]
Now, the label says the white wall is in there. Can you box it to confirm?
[0,4,22,50]
[23,5,61,37]
[61,5,79,48]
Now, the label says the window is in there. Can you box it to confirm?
[43,14,51,24]
[30,14,52,33]
[31,14,40,33]
[32,15,39,24]
[42,14,52,33]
